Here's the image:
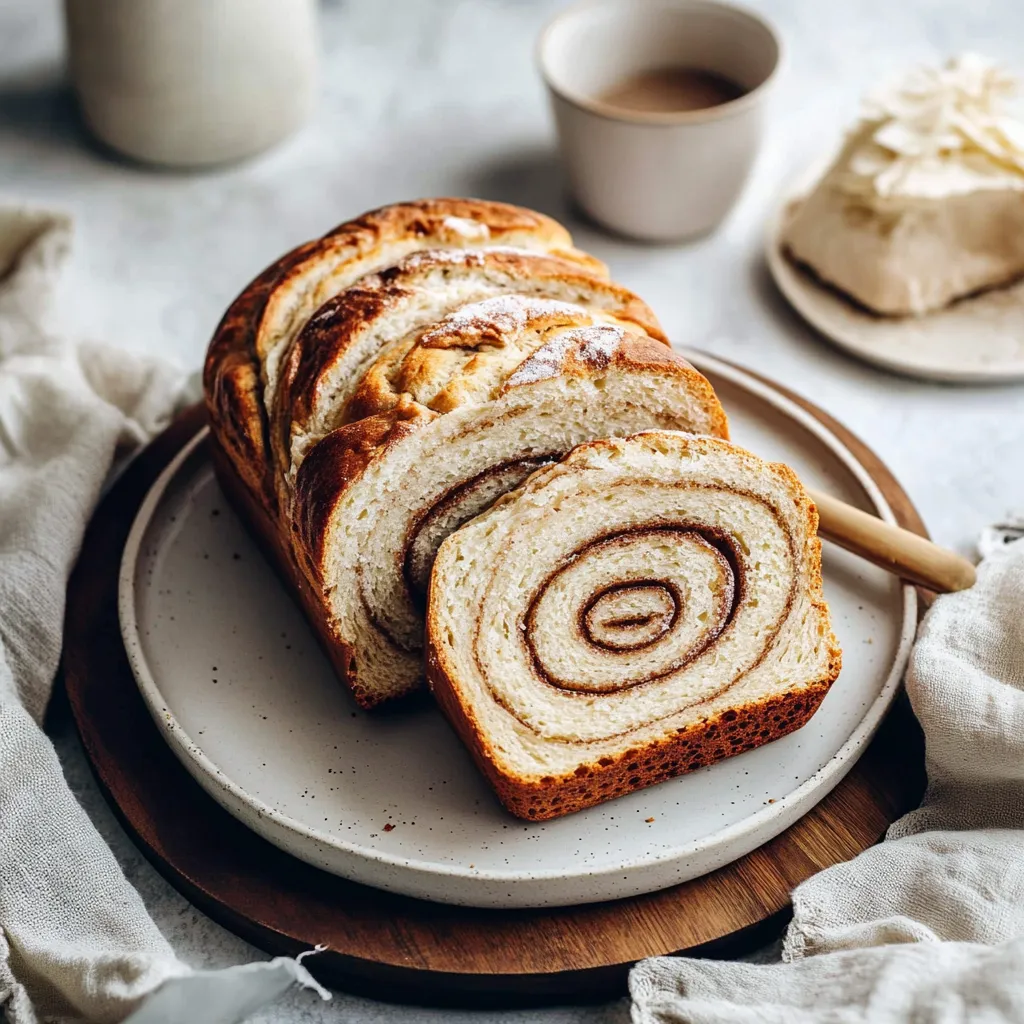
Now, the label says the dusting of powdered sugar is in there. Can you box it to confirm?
[485,245,552,257]
[442,216,492,241]
[397,245,542,272]
[504,324,625,387]
[420,295,585,347]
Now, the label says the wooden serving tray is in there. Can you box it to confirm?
[63,383,926,1007]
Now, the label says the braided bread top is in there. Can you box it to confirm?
[204,198,608,510]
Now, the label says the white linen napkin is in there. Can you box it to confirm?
[631,534,1024,1023]
[0,207,329,1024]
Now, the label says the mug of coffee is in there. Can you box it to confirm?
[537,0,781,241]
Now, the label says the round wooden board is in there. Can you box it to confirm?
[63,376,926,1007]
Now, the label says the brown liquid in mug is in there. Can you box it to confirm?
[598,67,746,113]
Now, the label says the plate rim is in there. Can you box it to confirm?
[118,355,916,904]
[764,159,1024,384]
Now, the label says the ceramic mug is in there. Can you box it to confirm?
[537,0,781,241]
[63,0,318,168]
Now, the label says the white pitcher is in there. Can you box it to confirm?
[63,0,318,167]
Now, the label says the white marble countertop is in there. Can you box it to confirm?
[3,0,1023,1020]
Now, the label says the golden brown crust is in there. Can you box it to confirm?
[255,197,607,368]
[203,242,318,511]
[426,636,839,820]
[315,198,606,280]
[342,299,668,425]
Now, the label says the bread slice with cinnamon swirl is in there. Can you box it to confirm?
[426,431,841,820]
[203,198,729,709]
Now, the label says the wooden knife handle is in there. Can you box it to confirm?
[808,488,976,594]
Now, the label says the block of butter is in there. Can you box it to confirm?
[784,54,1024,316]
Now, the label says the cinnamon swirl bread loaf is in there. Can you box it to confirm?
[203,199,729,708]
[426,432,841,820]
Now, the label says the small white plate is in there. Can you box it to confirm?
[119,354,916,909]
[766,162,1024,383]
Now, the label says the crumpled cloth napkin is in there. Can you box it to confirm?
[632,529,1024,1022]
[0,207,329,1023]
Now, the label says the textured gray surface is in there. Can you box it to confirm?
[3,0,1022,1018]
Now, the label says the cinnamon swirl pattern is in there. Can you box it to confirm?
[427,432,841,820]
[203,199,729,708]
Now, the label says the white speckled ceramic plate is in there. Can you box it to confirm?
[119,354,915,908]
[766,160,1024,383]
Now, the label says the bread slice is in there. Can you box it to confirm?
[426,431,841,820]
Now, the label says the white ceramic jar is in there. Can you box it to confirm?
[63,0,318,167]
